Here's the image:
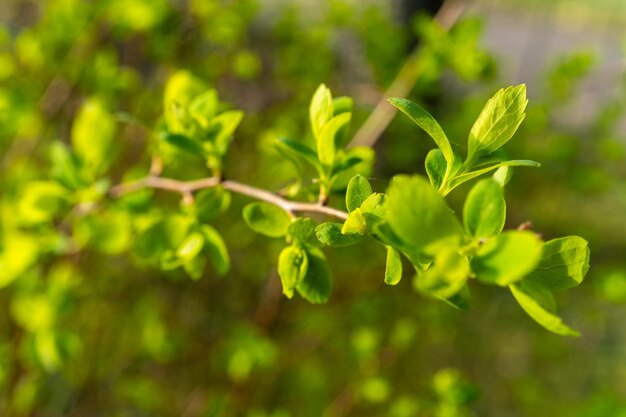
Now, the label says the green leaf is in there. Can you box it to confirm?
[385,175,463,254]
[472,231,542,286]
[492,166,513,187]
[332,96,353,116]
[317,112,351,168]
[425,149,447,189]
[296,247,332,304]
[447,160,540,191]
[388,98,454,169]
[416,250,469,299]
[189,89,218,128]
[71,99,115,177]
[346,174,373,212]
[161,132,207,158]
[242,202,292,238]
[202,225,230,276]
[310,84,333,139]
[275,138,321,171]
[359,193,387,228]
[463,179,506,239]
[278,245,308,298]
[195,186,231,221]
[176,231,205,262]
[442,284,471,310]
[210,110,244,156]
[50,142,86,190]
[341,208,368,235]
[466,84,528,164]
[164,71,207,133]
[183,253,207,280]
[384,246,402,285]
[19,181,70,224]
[315,223,363,247]
[288,218,316,242]
[524,236,590,290]
[510,280,579,336]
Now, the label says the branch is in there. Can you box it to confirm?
[347,0,465,148]
[110,176,349,220]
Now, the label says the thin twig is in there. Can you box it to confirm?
[348,0,465,148]
[110,176,349,220]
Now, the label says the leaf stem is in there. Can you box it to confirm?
[110,176,348,220]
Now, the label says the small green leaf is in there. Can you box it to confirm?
[341,208,368,235]
[317,112,351,168]
[161,132,207,158]
[359,193,387,228]
[384,246,402,285]
[71,99,116,177]
[447,160,540,191]
[388,98,454,169]
[386,175,463,254]
[472,231,542,286]
[183,254,206,280]
[278,245,308,298]
[195,186,231,221]
[463,179,506,239]
[50,142,86,190]
[202,225,230,276]
[510,280,579,336]
[288,218,316,242]
[176,231,205,261]
[315,223,363,247]
[346,174,373,212]
[19,181,70,224]
[332,96,353,116]
[275,138,321,171]
[416,250,469,299]
[189,89,218,128]
[466,84,528,164]
[310,84,333,139]
[296,247,332,304]
[492,166,513,187]
[425,149,447,189]
[524,236,590,290]
[210,110,244,156]
[164,71,207,133]
[242,202,292,238]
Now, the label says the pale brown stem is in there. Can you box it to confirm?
[110,176,349,220]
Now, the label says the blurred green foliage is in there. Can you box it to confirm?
[1,0,626,416]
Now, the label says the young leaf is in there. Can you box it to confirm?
[71,99,115,177]
[315,223,363,247]
[288,217,316,242]
[385,175,463,254]
[278,245,308,298]
[317,112,351,168]
[360,193,387,228]
[466,85,528,165]
[242,202,291,238]
[183,254,207,281]
[463,179,506,239]
[189,89,219,128]
[310,84,333,139]
[296,247,332,304]
[510,280,579,336]
[416,250,469,299]
[384,246,403,285]
[195,186,231,221]
[164,71,207,133]
[161,132,207,158]
[446,160,540,191]
[346,174,373,212]
[425,149,447,189]
[388,98,454,169]
[176,231,205,262]
[202,225,231,276]
[332,96,353,116]
[472,231,542,286]
[210,110,244,156]
[341,209,368,235]
[524,236,590,290]
[275,138,321,171]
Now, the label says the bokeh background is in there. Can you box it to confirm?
[1,0,626,416]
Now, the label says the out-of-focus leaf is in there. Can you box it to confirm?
[242,202,291,238]
[385,246,402,285]
[278,245,308,298]
[316,223,363,247]
[296,246,332,304]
